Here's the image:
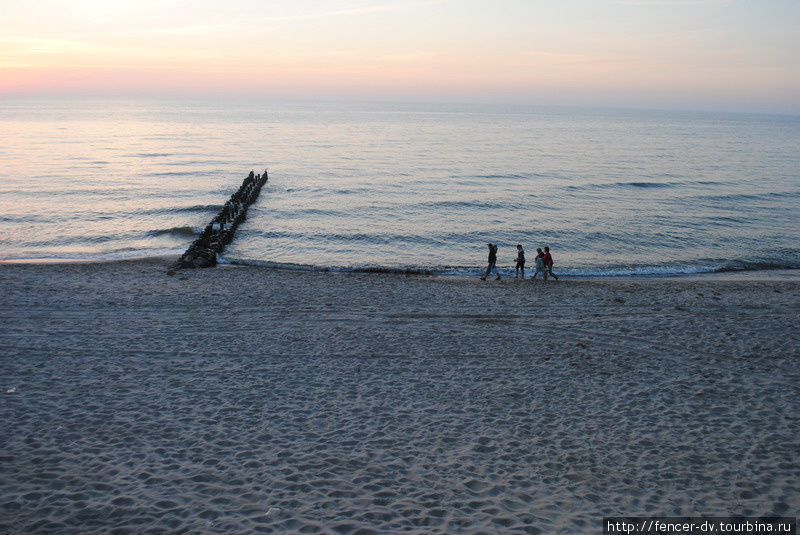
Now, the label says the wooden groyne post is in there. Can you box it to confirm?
[172,169,268,269]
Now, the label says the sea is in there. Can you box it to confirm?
[1,98,798,276]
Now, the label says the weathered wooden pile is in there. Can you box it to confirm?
[173,169,268,269]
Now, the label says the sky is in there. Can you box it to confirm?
[1,0,799,113]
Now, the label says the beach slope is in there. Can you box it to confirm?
[1,259,798,533]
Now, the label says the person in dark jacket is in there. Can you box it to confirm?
[514,244,526,279]
[480,243,501,281]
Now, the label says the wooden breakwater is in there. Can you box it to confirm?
[173,169,268,269]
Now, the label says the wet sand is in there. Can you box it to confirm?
[1,258,798,534]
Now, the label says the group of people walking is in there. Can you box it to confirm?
[481,243,559,281]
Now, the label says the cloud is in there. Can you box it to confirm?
[526,51,591,61]
[247,0,449,24]
[615,0,731,5]
[523,50,634,67]
[141,23,233,36]
[325,0,448,17]
[0,36,93,55]
[125,0,448,38]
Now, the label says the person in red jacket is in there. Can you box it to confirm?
[543,246,559,280]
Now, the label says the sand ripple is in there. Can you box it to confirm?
[1,260,798,533]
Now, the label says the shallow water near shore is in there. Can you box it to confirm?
[1,98,798,276]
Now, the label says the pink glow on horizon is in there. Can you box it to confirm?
[1,1,798,112]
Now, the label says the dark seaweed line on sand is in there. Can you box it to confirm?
[170,169,268,270]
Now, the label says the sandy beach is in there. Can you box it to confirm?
[1,258,798,534]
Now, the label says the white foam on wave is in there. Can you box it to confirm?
[0,247,184,264]
[220,257,800,278]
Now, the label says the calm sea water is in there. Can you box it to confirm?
[1,98,798,276]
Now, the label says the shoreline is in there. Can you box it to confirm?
[2,254,798,282]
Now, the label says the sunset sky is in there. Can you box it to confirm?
[1,0,798,112]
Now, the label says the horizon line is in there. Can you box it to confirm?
[2,92,799,118]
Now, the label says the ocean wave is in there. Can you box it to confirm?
[7,188,135,197]
[218,258,799,278]
[623,181,673,188]
[332,188,372,195]
[218,257,440,275]
[163,160,228,166]
[244,229,446,246]
[688,190,800,203]
[146,226,202,237]
[174,204,226,213]
[564,180,729,192]
[143,171,204,177]
[136,204,225,216]
[7,250,796,277]
[0,214,52,223]
[700,215,748,227]
[289,208,340,217]
[471,173,532,180]
[420,200,504,210]
[14,235,125,247]
[0,247,184,263]
[713,259,800,273]
[436,265,723,277]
